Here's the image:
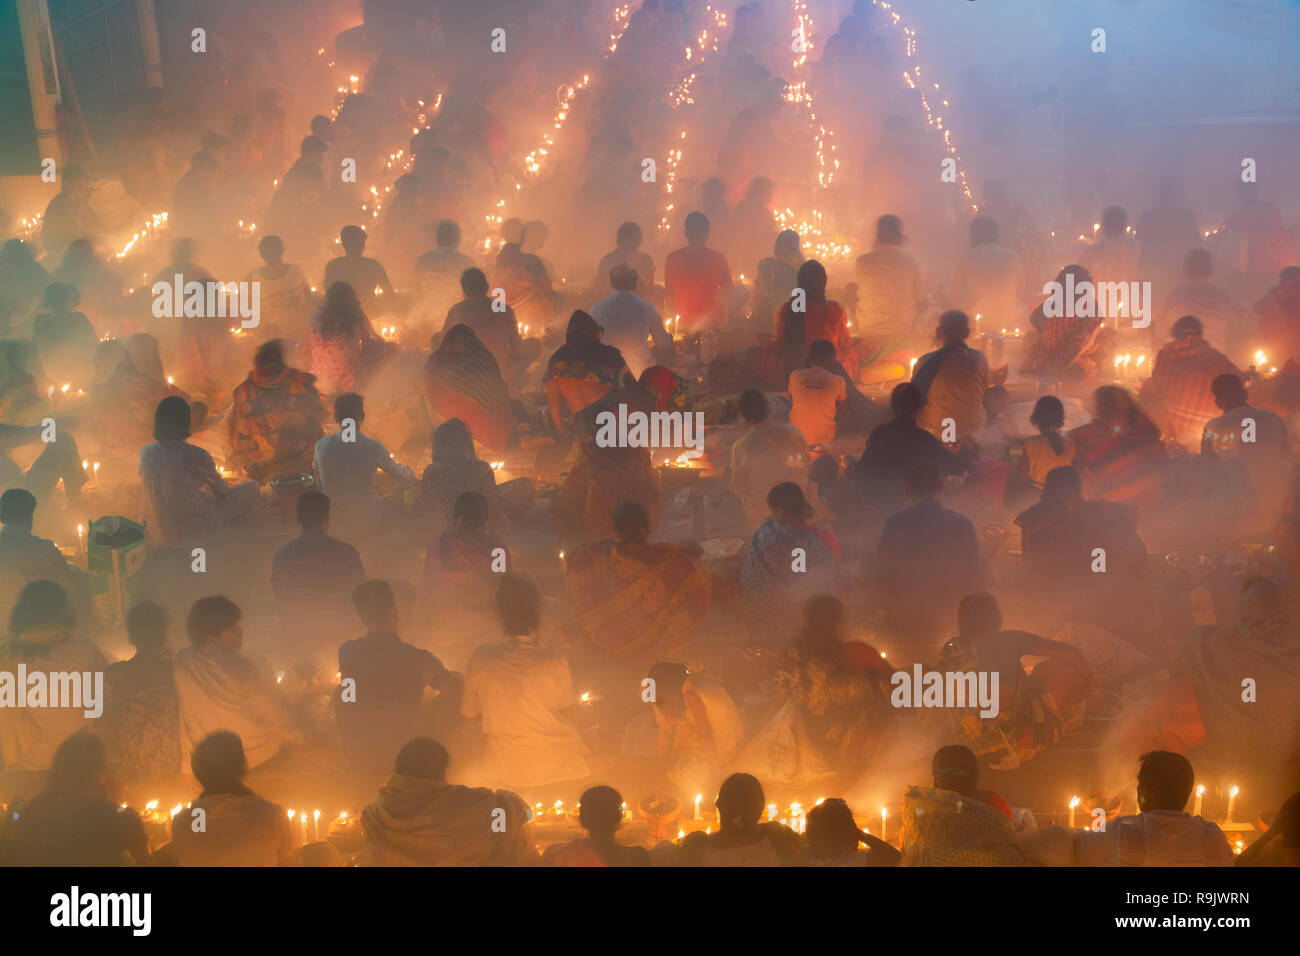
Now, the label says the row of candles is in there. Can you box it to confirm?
[1068,784,1245,828]
[1112,350,1149,383]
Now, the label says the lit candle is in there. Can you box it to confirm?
[76,523,86,557]
[287,809,296,845]
[312,809,321,842]
[766,803,777,822]
[1193,784,1205,817]
[558,550,566,569]
[694,793,703,820]
[1068,794,1081,828]
[880,806,888,842]
[298,811,308,844]
[1226,785,1238,824]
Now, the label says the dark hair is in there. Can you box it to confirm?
[460,267,489,296]
[876,214,904,244]
[684,211,710,241]
[125,601,168,652]
[1281,266,1300,284]
[796,259,828,300]
[192,731,247,792]
[932,743,980,794]
[320,282,365,338]
[1171,314,1203,338]
[806,798,861,860]
[297,490,330,530]
[154,395,192,441]
[186,595,241,646]
[1137,750,1195,812]
[496,574,541,635]
[957,591,1001,638]
[435,220,461,247]
[578,785,624,836]
[453,490,489,531]
[715,773,765,829]
[46,731,106,795]
[254,339,285,369]
[352,579,397,630]
[767,481,811,521]
[258,234,285,260]
[616,222,642,246]
[43,282,80,311]
[738,388,769,424]
[0,487,37,525]
[905,461,942,498]
[646,661,689,715]
[334,392,364,424]
[609,263,639,291]
[339,225,367,249]
[1043,465,1083,502]
[937,310,971,343]
[1030,395,1066,455]
[1211,373,1247,410]
[890,382,924,418]
[10,580,74,640]
[807,338,836,366]
[612,500,650,541]
[394,737,449,780]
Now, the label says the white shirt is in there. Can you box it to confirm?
[588,290,671,377]
[313,431,413,539]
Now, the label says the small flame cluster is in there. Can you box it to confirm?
[114,211,169,260]
[607,2,632,56]
[772,206,852,260]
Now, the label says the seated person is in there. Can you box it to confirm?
[227,339,326,484]
[900,778,1029,866]
[852,382,966,513]
[566,502,711,666]
[933,594,1094,770]
[0,581,107,776]
[421,491,509,620]
[0,488,90,623]
[788,339,847,448]
[543,310,630,437]
[806,797,901,866]
[7,732,148,865]
[541,785,652,866]
[1019,395,1077,491]
[271,491,367,650]
[419,418,533,535]
[173,596,306,772]
[739,482,840,642]
[337,579,457,776]
[313,392,414,540]
[461,575,590,790]
[729,388,812,527]
[168,731,294,866]
[104,601,181,787]
[648,661,745,799]
[678,773,800,866]
[138,396,260,547]
[31,282,96,384]
[1015,465,1150,638]
[358,737,534,865]
[874,463,981,637]
[1021,751,1234,866]
[930,743,1014,821]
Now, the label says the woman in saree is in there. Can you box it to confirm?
[646,661,744,801]
[0,340,51,425]
[305,281,385,396]
[543,310,630,436]
[493,239,557,334]
[422,323,517,453]
[930,592,1096,770]
[1069,384,1168,506]
[749,595,895,788]
[1019,264,1107,380]
[418,418,532,534]
[677,773,801,866]
[550,371,662,541]
[92,332,188,465]
[421,491,508,618]
[566,501,712,665]
[773,259,856,380]
[738,481,840,641]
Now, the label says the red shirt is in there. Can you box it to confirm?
[665,244,732,329]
